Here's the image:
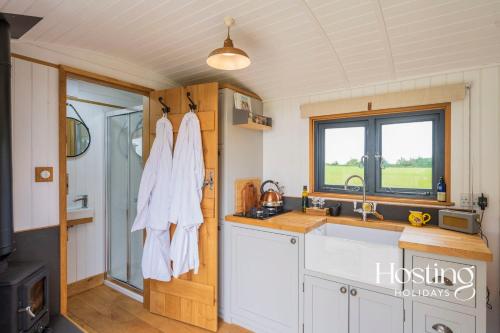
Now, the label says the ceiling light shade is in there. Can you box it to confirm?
[207,17,250,70]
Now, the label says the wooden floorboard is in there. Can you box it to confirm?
[67,285,251,333]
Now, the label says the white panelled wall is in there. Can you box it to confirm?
[11,57,59,232]
[263,65,500,332]
[66,101,107,284]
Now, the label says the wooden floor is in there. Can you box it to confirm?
[67,285,251,333]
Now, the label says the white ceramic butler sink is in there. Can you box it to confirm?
[305,223,403,290]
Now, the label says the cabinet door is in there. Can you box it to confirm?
[413,302,475,333]
[349,287,403,333]
[231,226,299,333]
[304,276,348,333]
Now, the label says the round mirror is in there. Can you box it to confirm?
[66,117,91,157]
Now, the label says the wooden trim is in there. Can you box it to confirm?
[34,166,54,182]
[67,217,93,227]
[309,192,454,208]
[59,68,68,315]
[59,65,153,315]
[67,95,127,109]
[67,273,105,297]
[309,102,451,122]
[309,117,315,193]
[60,65,153,96]
[309,103,452,205]
[219,82,262,101]
[11,53,59,68]
[301,83,466,118]
[142,95,150,310]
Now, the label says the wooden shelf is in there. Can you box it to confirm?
[67,217,93,227]
[236,121,272,131]
[233,107,272,132]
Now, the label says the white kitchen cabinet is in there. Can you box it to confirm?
[413,302,475,333]
[349,286,403,333]
[304,276,403,333]
[405,250,487,333]
[231,226,299,332]
[304,275,348,333]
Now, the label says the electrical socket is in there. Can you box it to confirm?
[460,193,488,210]
[460,193,473,209]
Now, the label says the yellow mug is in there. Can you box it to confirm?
[408,211,431,227]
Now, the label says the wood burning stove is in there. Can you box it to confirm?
[0,262,50,332]
[0,13,48,333]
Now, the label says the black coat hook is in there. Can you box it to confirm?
[158,97,170,114]
[186,92,197,112]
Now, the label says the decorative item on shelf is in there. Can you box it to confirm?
[437,176,446,202]
[207,17,250,70]
[233,107,272,131]
[234,92,252,112]
[305,207,329,216]
[408,210,431,227]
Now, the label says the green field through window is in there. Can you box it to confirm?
[325,165,432,189]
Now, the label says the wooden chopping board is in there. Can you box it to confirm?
[235,178,261,213]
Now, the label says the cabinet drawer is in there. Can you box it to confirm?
[412,256,476,307]
[413,302,475,333]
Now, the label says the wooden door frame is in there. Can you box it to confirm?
[58,65,153,314]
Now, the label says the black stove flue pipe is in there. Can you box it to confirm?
[0,16,14,273]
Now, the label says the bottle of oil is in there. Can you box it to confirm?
[437,177,446,202]
[302,185,309,212]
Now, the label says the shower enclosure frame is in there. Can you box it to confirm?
[104,107,144,293]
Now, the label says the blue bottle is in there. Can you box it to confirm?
[437,177,446,202]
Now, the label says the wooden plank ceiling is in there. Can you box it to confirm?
[2,0,500,100]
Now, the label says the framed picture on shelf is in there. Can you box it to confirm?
[234,92,252,112]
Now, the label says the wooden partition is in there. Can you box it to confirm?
[145,83,219,331]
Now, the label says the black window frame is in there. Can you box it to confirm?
[314,108,445,200]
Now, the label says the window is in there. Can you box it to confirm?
[314,107,446,200]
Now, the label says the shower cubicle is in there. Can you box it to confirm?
[106,109,144,290]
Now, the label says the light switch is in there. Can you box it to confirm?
[35,167,53,182]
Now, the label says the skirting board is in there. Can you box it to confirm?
[67,273,105,297]
[104,280,143,303]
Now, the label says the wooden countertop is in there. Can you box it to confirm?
[225,211,326,234]
[225,212,492,262]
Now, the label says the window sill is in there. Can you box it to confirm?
[309,192,455,209]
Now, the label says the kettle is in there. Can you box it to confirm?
[259,180,283,208]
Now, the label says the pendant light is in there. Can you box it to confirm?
[207,17,250,70]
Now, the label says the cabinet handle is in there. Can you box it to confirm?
[290,238,296,245]
[432,323,453,333]
[340,286,347,294]
[350,288,357,296]
[431,276,453,286]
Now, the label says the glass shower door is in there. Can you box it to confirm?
[107,111,143,290]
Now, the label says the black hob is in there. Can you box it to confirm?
[233,207,290,220]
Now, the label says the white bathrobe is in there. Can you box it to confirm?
[131,116,173,281]
[169,111,205,277]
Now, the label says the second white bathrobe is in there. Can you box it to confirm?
[131,116,173,281]
[169,111,205,277]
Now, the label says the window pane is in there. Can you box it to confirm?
[324,127,365,186]
[381,121,432,189]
